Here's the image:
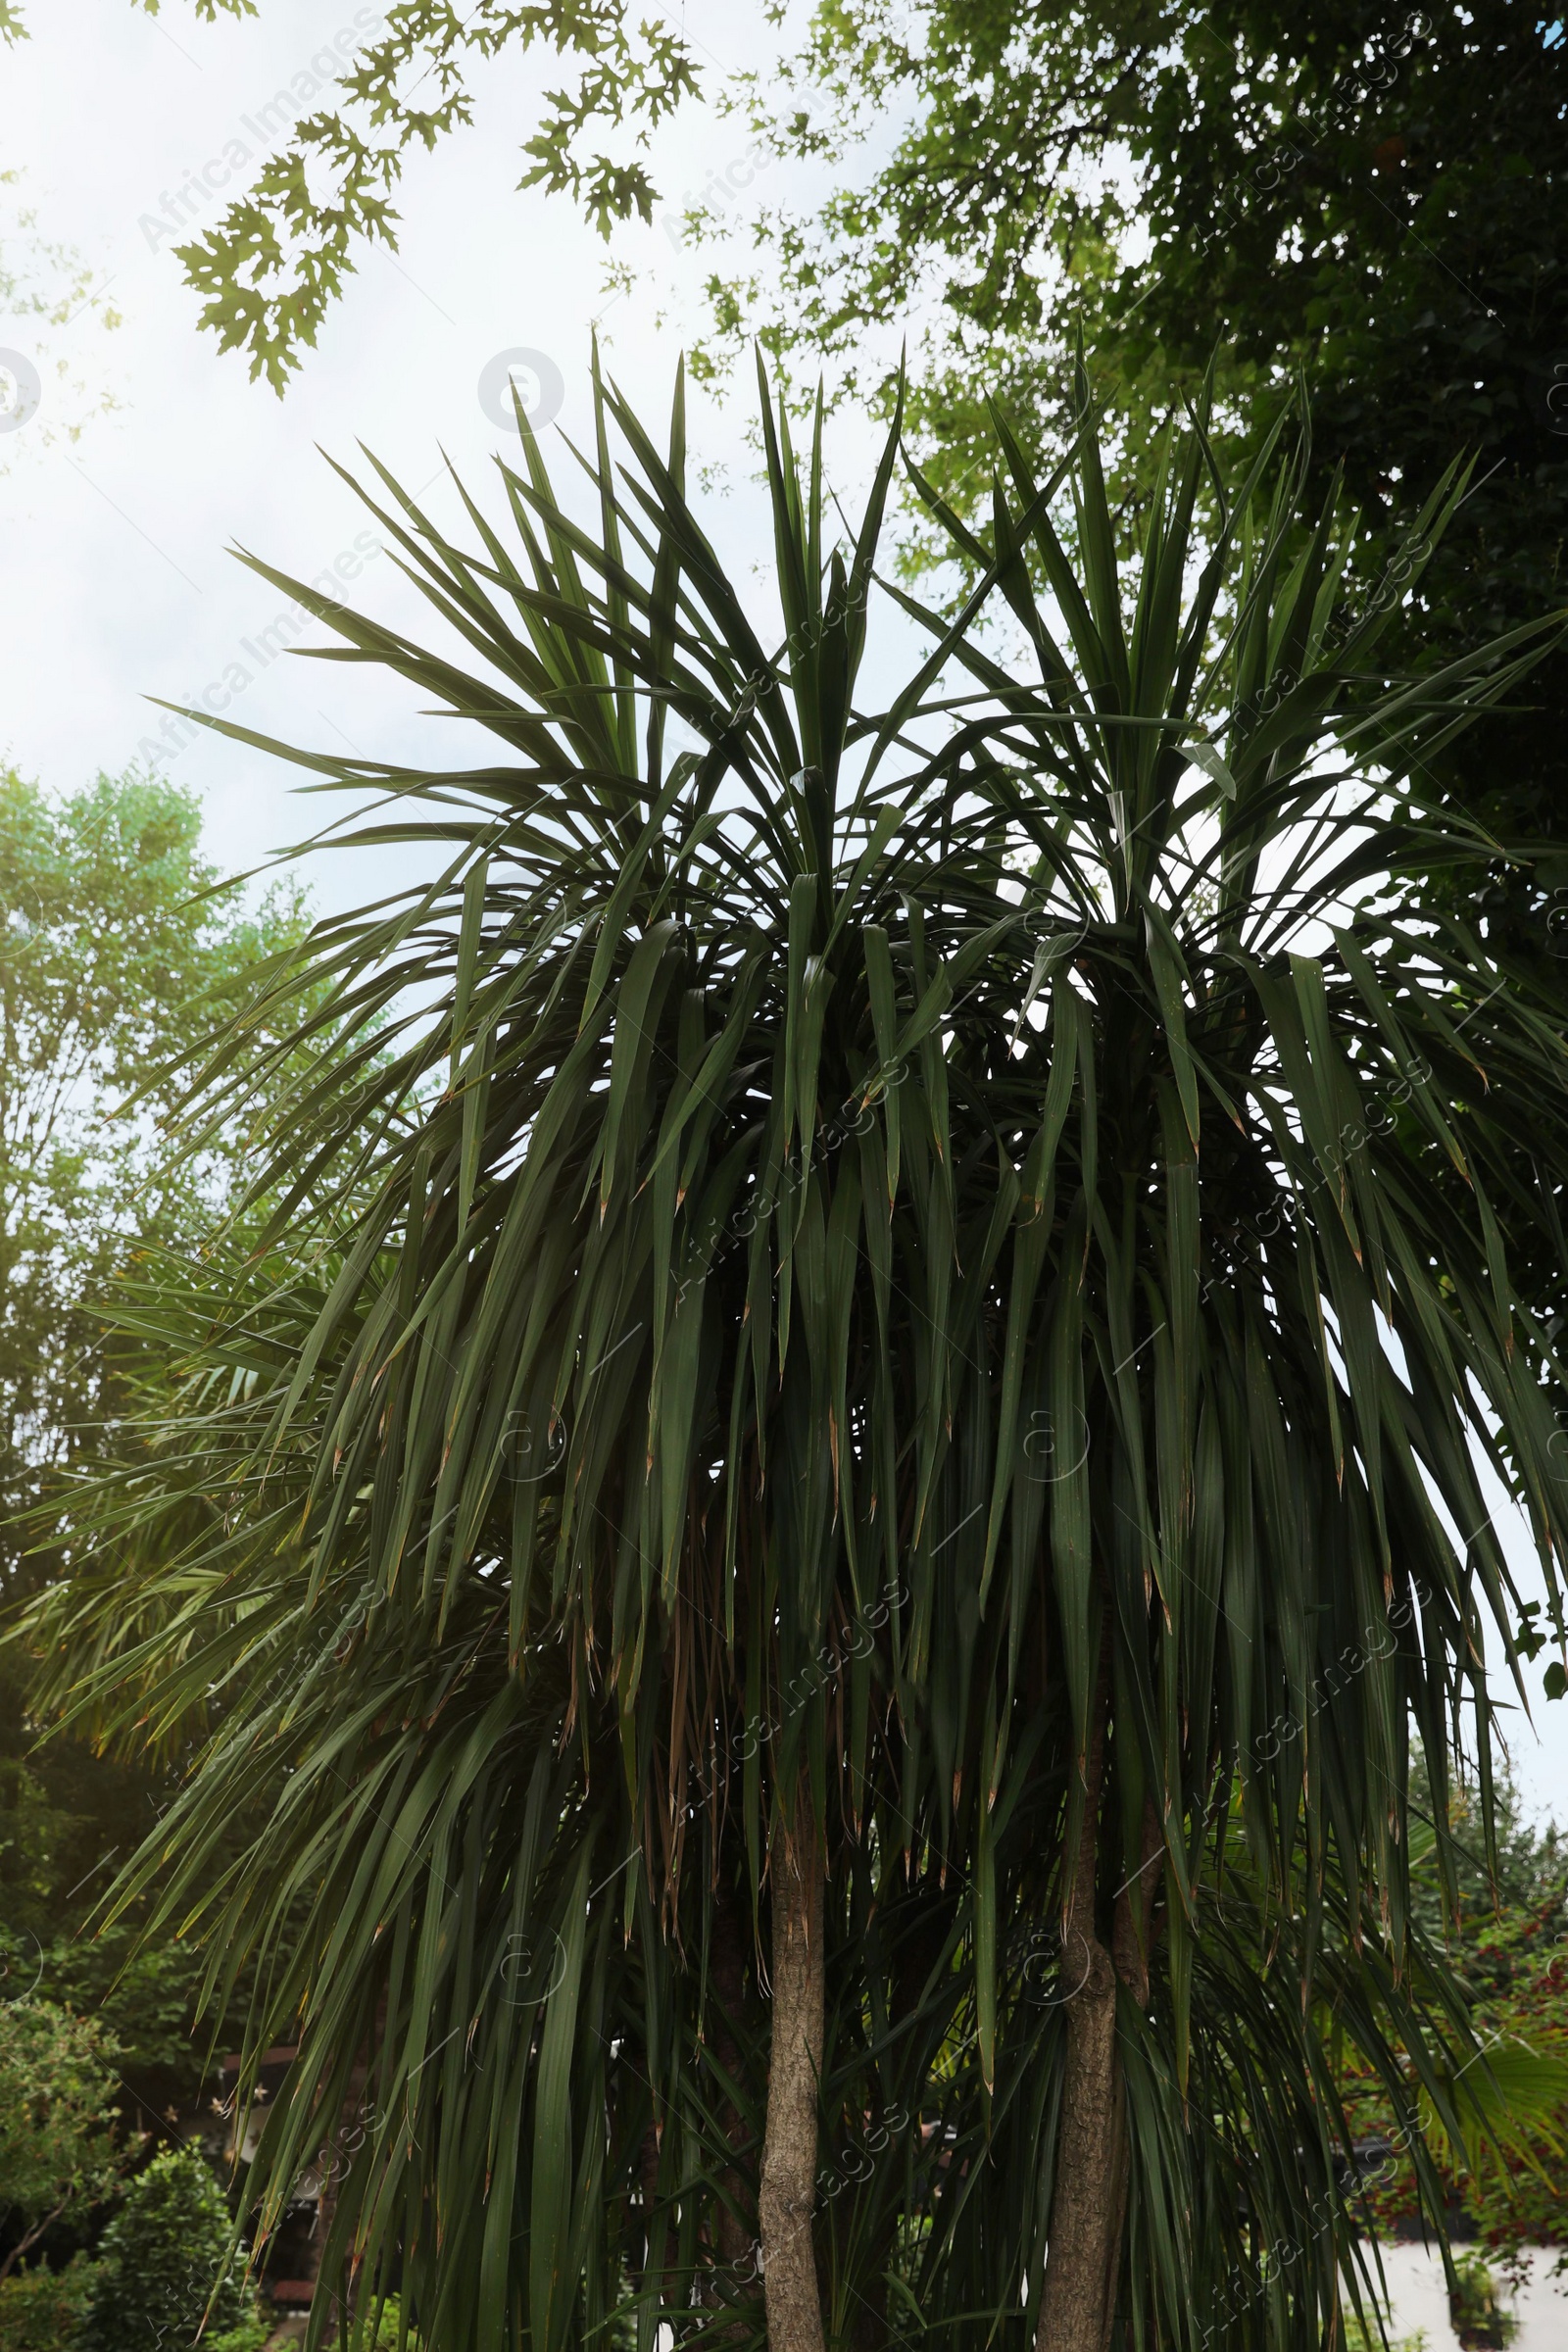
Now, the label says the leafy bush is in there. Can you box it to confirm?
[202,2321,269,2352]
[1449,2251,1518,2351]
[365,2294,419,2352]
[77,2148,260,2352]
[0,2003,126,2276]
[0,2255,98,2352]
[1343,2318,1428,2352]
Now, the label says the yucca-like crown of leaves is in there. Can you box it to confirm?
[25,353,1568,2352]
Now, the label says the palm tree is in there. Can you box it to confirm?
[24,355,1568,2352]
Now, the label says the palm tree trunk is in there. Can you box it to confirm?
[760,1788,825,2352]
[1036,1675,1125,2352]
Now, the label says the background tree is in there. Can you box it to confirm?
[0,2000,127,2280]
[24,361,1568,2352]
[0,766,312,2131]
[0,764,309,1587]
[712,3,1568,928]
[1351,1758,1568,2281]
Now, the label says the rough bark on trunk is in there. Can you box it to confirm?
[760,1790,826,2352]
[1036,1674,1126,2352]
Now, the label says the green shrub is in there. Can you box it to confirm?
[363,2294,418,2352]
[0,2001,127,2276]
[1449,2252,1518,2351]
[1343,2318,1428,2352]
[202,2321,269,2352]
[0,2255,98,2352]
[77,2148,261,2352]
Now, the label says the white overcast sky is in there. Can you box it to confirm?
[3,0,1566,1828]
[0,0,902,894]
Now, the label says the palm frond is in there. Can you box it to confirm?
[21,357,1568,2352]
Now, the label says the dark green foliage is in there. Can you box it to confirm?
[0,770,313,2111]
[721,3,1568,957]
[0,1732,208,2088]
[0,2001,126,2279]
[1347,1762,1568,2278]
[1447,2250,1519,2350]
[1405,1749,1568,1968]
[722,2,1566,619]
[0,2252,98,2352]
[24,360,1568,2352]
[0,764,310,1602]
[77,2148,258,2352]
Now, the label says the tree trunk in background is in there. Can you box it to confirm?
[0,2202,68,2283]
[760,1790,826,2352]
[1036,1675,1126,2352]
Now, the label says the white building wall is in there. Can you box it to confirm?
[1371,2245,1568,2352]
